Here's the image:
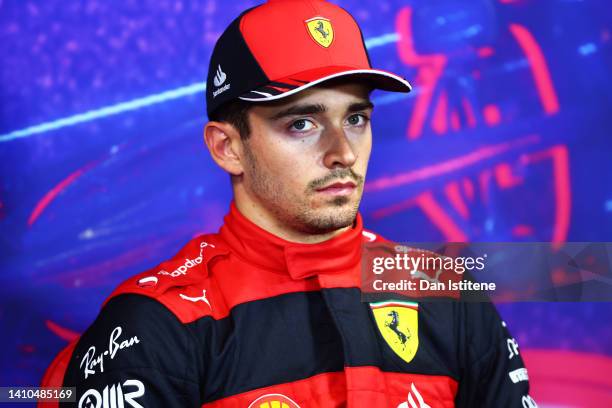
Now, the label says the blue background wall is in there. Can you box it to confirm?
[1,0,611,406]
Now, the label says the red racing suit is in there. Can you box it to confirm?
[42,203,535,407]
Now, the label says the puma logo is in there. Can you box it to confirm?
[179,290,211,309]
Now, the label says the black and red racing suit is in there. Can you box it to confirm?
[42,203,535,407]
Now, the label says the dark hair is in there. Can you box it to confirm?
[208,99,253,140]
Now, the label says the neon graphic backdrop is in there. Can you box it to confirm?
[1,0,611,405]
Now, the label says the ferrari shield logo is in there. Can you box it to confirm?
[370,300,419,364]
[305,17,334,48]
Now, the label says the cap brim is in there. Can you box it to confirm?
[238,66,412,102]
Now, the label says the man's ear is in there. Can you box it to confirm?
[203,121,244,176]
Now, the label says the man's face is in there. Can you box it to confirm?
[239,82,373,235]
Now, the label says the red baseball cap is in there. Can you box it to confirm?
[206,0,412,117]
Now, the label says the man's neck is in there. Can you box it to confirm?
[234,199,350,244]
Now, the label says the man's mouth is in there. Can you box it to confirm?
[315,181,357,196]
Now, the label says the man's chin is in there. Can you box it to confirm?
[300,197,360,234]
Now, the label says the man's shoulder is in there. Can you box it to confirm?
[48,235,229,388]
[104,233,230,324]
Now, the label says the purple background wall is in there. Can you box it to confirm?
[1,0,611,406]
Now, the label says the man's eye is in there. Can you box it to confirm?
[289,119,315,132]
[346,114,369,126]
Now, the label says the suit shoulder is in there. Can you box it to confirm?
[104,233,230,323]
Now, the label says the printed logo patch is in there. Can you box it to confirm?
[213,65,227,87]
[305,17,334,48]
[80,326,140,380]
[79,379,144,408]
[248,393,301,408]
[179,289,211,309]
[212,65,230,97]
[370,300,419,364]
[397,383,431,408]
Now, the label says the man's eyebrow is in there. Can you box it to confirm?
[269,99,374,120]
[270,103,327,120]
[347,100,374,113]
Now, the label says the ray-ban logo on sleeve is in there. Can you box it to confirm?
[79,326,141,380]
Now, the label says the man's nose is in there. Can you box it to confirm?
[322,126,357,169]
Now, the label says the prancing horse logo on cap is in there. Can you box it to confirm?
[305,17,334,48]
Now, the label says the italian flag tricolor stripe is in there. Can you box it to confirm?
[369,300,418,310]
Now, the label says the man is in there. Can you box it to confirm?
[43,1,535,407]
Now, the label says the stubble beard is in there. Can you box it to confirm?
[242,144,364,235]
